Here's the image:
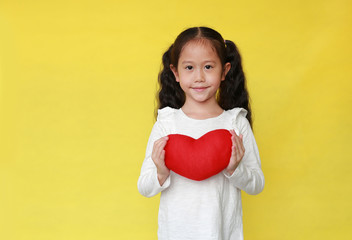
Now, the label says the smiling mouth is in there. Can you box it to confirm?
[192,87,208,92]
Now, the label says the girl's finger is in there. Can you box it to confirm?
[154,139,163,149]
[234,135,244,160]
[233,135,242,152]
[161,150,165,161]
[232,144,237,160]
[153,142,164,159]
[154,137,169,161]
[230,145,235,158]
[232,132,239,150]
[158,145,166,157]
[232,129,238,136]
[236,146,242,162]
[232,133,239,148]
[158,140,167,150]
[230,129,237,138]
[239,136,245,154]
[231,131,244,162]
[155,137,168,149]
[154,141,163,153]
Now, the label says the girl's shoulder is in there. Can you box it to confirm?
[225,107,248,119]
[156,107,178,122]
[225,107,249,129]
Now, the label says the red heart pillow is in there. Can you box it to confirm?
[164,129,232,181]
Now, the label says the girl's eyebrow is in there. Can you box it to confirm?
[181,61,193,64]
[181,60,217,64]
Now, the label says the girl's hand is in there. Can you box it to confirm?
[226,130,245,176]
[151,136,170,186]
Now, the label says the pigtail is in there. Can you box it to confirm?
[156,45,185,115]
[219,40,252,127]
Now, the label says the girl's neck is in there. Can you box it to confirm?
[181,101,224,120]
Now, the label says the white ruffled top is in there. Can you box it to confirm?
[138,107,264,240]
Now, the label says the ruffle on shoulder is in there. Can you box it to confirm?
[157,107,178,122]
[227,107,248,133]
[156,107,177,135]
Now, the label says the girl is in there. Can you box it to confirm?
[137,27,264,240]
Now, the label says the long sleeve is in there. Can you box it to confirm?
[223,115,265,195]
[137,121,171,198]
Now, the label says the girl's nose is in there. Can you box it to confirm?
[195,69,205,82]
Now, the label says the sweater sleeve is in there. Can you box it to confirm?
[222,112,265,195]
[137,121,171,198]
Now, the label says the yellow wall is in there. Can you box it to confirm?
[1,0,351,239]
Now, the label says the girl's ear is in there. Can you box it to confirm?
[221,62,231,81]
[170,64,179,82]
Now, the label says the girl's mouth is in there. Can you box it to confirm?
[192,87,208,92]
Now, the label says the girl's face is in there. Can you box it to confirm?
[170,39,231,107]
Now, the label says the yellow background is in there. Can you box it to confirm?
[1,0,351,239]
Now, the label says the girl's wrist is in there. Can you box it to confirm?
[226,168,236,176]
[157,172,169,186]
[226,162,239,175]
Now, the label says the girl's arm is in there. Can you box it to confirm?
[223,116,265,195]
[137,122,171,198]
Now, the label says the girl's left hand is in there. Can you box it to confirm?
[226,129,245,175]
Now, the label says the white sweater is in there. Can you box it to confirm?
[138,107,264,240]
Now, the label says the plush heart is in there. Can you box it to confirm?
[164,129,232,181]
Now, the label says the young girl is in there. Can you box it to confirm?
[137,27,264,240]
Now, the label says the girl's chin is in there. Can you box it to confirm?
[186,96,216,104]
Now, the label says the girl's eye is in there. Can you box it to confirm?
[185,66,193,70]
[205,65,213,69]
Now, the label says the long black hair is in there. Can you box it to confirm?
[156,26,252,127]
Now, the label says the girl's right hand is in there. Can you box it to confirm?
[151,136,170,186]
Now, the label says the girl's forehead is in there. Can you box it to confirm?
[183,38,214,50]
[180,39,217,56]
